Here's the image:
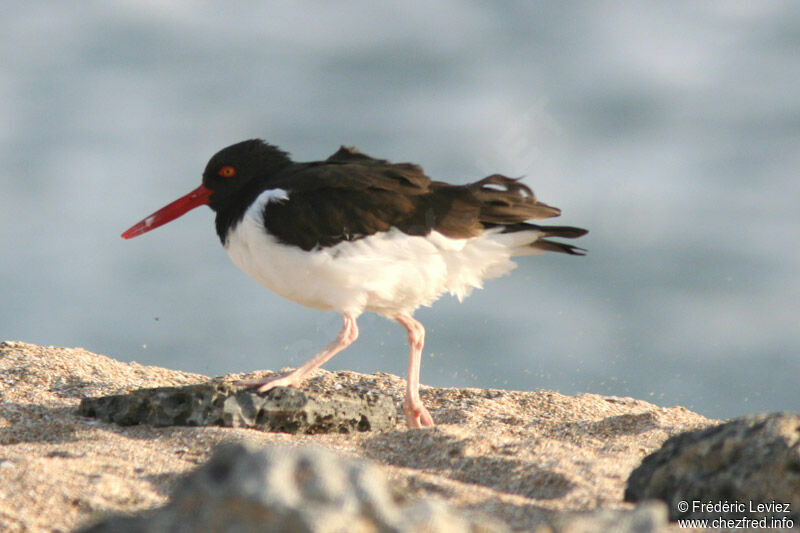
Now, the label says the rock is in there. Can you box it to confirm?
[1,341,715,532]
[544,501,669,533]
[78,441,508,533]
[625,412,800,523]
[79,382,396,434]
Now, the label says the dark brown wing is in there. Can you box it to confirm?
[272,146,431,194]
[467,174,562,223]
[262,147,571,251]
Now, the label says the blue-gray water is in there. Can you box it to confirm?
[3,2,798,420]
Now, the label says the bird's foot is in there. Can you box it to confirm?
[403,398,435,429]
[234,372,303,393]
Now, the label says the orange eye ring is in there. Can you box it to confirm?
[218,165,236,178]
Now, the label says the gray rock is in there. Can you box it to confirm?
[78,442,509,533]
[625,412,800,523]
[79,383,396,434]
[545,501,669,533]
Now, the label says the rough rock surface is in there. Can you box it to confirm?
[80,442,674,533]
[625,412,800,523]
[548,501,669,533]
[0,341,714,532]
[79,381,396,434]
[78,441,508,533]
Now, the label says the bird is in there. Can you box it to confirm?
[122,139,587,428]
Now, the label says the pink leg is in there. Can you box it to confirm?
[394,314,434,428]
[236,314,359,392]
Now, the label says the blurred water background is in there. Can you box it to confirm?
[3,1,799,419]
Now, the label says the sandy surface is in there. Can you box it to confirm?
[0,341,714,532]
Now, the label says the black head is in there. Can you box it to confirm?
[202,139,292,209]
[121,139,292,240]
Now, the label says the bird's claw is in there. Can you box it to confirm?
[234,374,300,392]
[403,399,435,429]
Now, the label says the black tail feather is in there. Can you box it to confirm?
[498,222,588,238]
[532,239,587,255]
[536,225,589,239]
[496,222,588,255]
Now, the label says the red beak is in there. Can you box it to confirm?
[122,184,212,239]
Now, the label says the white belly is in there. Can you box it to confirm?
[223,191,527,317]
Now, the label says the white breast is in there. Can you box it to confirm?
[223,190,530,318]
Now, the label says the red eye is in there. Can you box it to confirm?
[218,165,236,178]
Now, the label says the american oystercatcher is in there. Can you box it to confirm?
[122,140,587,428]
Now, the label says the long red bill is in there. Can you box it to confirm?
[122,184,212,239]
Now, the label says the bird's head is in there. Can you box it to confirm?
[122,139,290,239]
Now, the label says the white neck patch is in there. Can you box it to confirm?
[260,188,290,204]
